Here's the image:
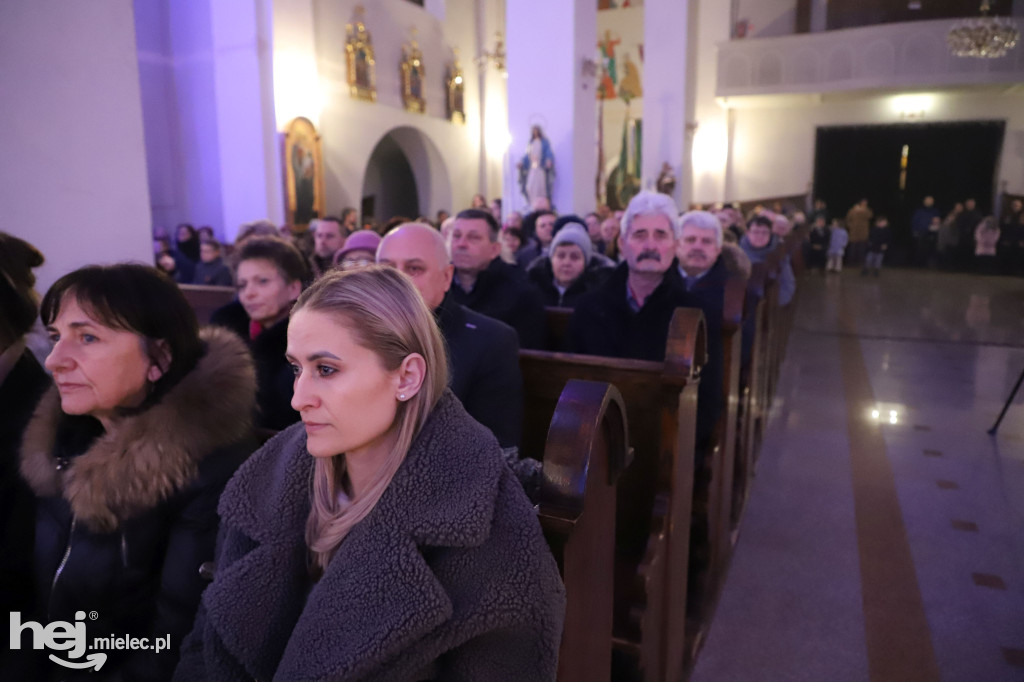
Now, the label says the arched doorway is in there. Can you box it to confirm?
[362,133,419,223]
[361,126,453,225]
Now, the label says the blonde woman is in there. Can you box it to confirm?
[176,266,565,681]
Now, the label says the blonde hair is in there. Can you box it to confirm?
[293,266,449,578]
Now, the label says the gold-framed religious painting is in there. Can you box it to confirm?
[445,50,465,124]
[400,29,425,113]
[282,117,325,231]
[345,6,376,102]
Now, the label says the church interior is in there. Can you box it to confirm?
[3,0,1024,680]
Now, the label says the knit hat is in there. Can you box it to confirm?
[550,224,593,266]
[334,229,382,263]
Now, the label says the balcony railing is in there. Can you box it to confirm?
[717,18,1024,98]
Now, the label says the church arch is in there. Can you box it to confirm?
[360,126,452,224]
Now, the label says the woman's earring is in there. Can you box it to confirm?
[398,394,406,400]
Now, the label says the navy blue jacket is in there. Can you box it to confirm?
[436,293,523,448]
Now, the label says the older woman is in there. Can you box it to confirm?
[527,223,613,308]
[12,263,256,681]
[176,267,565,681]
[210,236,307,430]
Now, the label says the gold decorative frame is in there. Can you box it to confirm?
[282,117,326,231]
[445,50,465,124]
[345,6,376,102]
[401,29,426,114]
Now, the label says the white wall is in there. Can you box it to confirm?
[0,0,152,292]
[690,0,732,204]
[283,0,484,219]
[725,90,1024,201]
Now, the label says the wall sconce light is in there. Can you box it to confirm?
[477,31,507,78]
[892,93,933,120]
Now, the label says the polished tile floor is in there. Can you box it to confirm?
[693,270,1024,682]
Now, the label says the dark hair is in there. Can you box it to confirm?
[552,213,583,237]
[502,227,524,242]
[748,215,773,230]
[237,237,308,283]
[176,223,197,240]
[340,208,357,222]
[40,264,203,406]
[0,232,45,347]
[455,208,500,241]
[202,239,222,251]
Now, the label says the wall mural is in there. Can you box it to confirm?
[283,117,326,230]
[597,2,644,209]
[346,5,377,102]
[401,28,426,113]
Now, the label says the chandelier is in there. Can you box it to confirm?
[947,1,1019,58]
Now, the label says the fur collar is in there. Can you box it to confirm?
[20,326,257,532]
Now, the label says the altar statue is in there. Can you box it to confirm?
[518,125,554,206]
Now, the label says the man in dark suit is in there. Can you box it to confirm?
[377,221,523,449]
[448,209,546,349]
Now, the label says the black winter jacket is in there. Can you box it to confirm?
[450,257,547,350]
[0,348,50,633]
[567,261,693,362]
[678,257,731,460]
[175,391,565,681]
[14,329,257,681]
[210,300,298,430]
[436,292,523,448]
[526,257,614,308]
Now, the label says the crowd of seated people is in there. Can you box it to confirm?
[1,185,810,680]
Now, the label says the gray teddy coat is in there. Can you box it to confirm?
[174,391,565,681]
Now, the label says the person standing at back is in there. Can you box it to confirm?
[845,199,873,267]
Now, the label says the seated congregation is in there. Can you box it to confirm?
[0,190,805,681]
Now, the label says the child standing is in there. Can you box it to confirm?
[863,215,891,277]
[826,218,848,272]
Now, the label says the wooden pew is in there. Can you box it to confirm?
[708,275,746,577]
[520,308,707,682]
[732,265,767,528]
[529,380,631,682]
[178,283,236,325]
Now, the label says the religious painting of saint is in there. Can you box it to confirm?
[401,30,426,114]
[446,51,465,124]
[345,6,377,102]
[282,117,326,231]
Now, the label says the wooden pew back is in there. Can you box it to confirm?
[520,308,706,682]
[179,283,236,325]
[530,380,631,682]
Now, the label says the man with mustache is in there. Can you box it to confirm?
[567,191,692,361]
[676,210,752,463]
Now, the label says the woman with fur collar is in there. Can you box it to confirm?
[175,267,565,681]
[13,264,257,681]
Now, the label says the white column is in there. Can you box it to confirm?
[690,0,732,205]
[642,0,693,208]
[506,0,597,214]
[0,0,152,291]
[210,0,282,241]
